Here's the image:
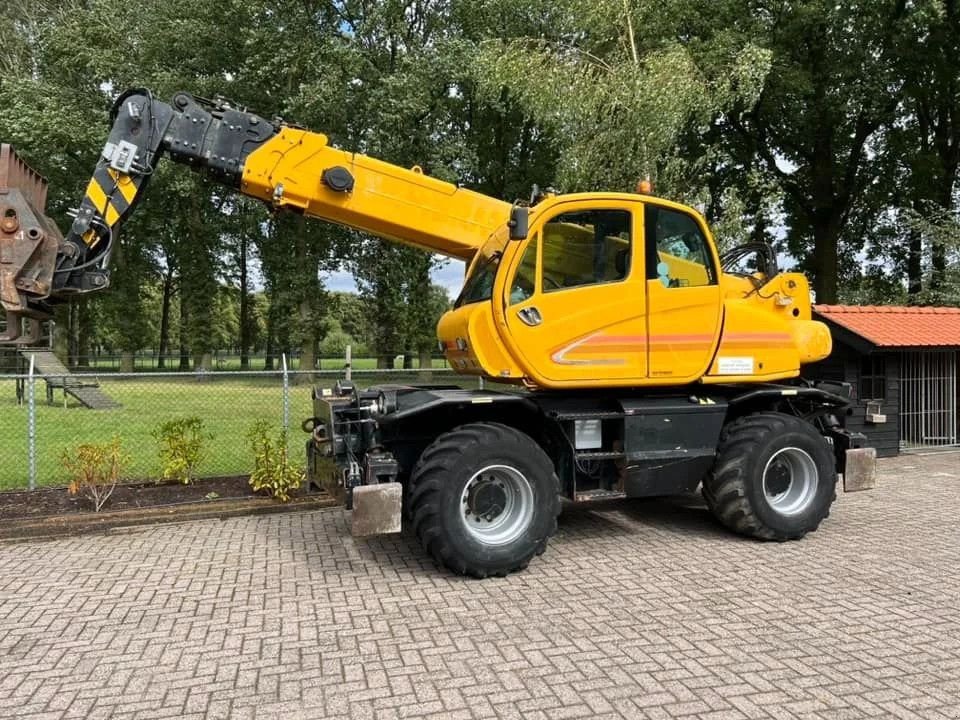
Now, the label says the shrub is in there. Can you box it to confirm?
[247,420,303,502]
[62,437,128,512]
[319,322,356,358]
[153,417,211,484]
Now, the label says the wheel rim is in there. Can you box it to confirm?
[762,447,819,516]
[460,464,535,546]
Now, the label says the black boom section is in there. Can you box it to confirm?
[161,92,277,182]
[56,90,277,295]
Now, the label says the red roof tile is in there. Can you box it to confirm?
[813,305,960,348]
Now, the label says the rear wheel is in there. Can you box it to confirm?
[409,423,560,578]
[703,412,837,540]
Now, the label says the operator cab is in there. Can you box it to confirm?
[437,191,829,390]
[440,193,722,387]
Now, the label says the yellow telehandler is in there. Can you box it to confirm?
[0,89,872,576]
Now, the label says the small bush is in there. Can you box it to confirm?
[62,437,128,512]
[247,420,303,502]
[153,417,211,484]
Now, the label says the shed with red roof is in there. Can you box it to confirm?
[809,305,960,456]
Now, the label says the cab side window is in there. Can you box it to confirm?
[541,209,631,293]
[509,237,539,305]
[645,205,716,288]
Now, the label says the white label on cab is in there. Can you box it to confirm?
[717,356,754,375]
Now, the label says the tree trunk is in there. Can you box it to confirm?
[418,348,432,378]
[294,218,318,378]
[298,297,316,374]
[907,225,923,297]
[193,352,212,371]
[930,168,957,293]
[239,235,250,370]
[807,119,841,305]
[157,267,174,369]
[67,302,79,368]
[52,305,69,361]
[811,232,839,304]
[264,304,275,371]
[178,293,190,370]
[931,243,947,292]
[119,350,134,373]
[77,299,92,368]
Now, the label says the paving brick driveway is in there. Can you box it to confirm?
[2,452,959,720]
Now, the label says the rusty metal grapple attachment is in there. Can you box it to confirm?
[0,144,63,344]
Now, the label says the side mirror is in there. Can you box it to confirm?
[508,205,528,240]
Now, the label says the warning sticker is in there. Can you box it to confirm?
[717,356,754,375]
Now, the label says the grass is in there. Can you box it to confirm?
[0,369,483,491]
[0,377,310,490]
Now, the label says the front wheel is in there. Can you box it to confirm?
[703,412,837,540]
[408,423,560,578]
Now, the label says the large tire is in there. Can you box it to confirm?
[408,422,560,578]
[703,412,837,541]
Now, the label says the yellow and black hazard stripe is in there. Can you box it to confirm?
[79,163,141,246]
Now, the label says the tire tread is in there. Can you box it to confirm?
[408,422,560,578]
[703,412,837,541]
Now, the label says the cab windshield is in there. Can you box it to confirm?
[454,228,509,307]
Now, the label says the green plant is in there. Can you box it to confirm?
[153,417,211,484]
[61,437,128,512]
[247,420,303,502]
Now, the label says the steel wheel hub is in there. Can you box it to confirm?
[460,464,534,546]
[762,447,819,516]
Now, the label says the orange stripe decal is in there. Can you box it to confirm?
[548,329,795,366]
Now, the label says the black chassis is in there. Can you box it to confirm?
[304,379,866,509]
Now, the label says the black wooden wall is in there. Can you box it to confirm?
[806,342,901,457]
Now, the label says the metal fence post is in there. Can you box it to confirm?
[27,354,37,490]
[345,344,352,382]
[281,353,290,437]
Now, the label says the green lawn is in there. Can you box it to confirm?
[0,377,313,490]
[0,370,484,490]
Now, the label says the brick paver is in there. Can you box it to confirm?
[1,453,959,719]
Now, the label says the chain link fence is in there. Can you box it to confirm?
[0,358,487,491]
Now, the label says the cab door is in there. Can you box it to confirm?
[501,202,648,386]
[643,202,723,382]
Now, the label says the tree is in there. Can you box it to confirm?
[327,292,374,355]
[220,198,267,368]
[468,0,770,197]
[724,1,910,303]
[349,239,423,367]
[407,282,452,368]
[888,0,960,299]
[0,0,263,366]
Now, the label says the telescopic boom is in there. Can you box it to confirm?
[0,89,517,342]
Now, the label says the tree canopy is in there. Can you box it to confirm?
[1,0,957,368]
